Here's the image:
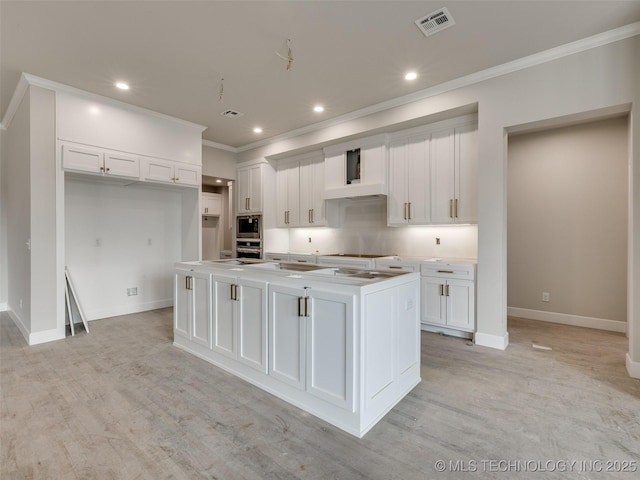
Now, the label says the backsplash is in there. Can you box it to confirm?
[270,196,478,259]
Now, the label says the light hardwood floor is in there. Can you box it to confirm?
[1,309,639,479]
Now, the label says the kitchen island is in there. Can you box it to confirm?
[173,259,421,438]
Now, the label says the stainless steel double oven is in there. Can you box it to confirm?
[236,215,262,259]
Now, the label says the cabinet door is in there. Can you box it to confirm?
[446,279,475,331]
[104,152,140,179]
[276,161,299,227]
[190,272,212,348]
[237,279,268,373]
[430,129,455,224]
[407,135,431,224]
[62,144,104,174]
[142,158,174,183]
[174,271,192,339]
[421,277,446,326]
[387,139,409,225]
[269,284,306,390]
[237,164,263,213]
[202,193,221,215]
[212,275,237,358]
[237,166,251,214]
[248,164,263,212]
[174,164,200,187]
[397,282,420,378]
[299,157,326,226]
[306,290,354,410]
[454,124,478,224]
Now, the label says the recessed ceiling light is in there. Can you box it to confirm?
[253,127,263,133]
[313,105,325,113]
[215,179,222,183]
[404,72,418,81]
[115,82,130,90]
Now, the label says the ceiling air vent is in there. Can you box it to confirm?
[221,109,244,119]
[415,7,455,37]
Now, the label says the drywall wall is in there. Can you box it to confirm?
[5,88,31,332]
[237,35,639,361]
[508,116,628,328]
[0,128,7,308]
[203,145,236,180]
[65,178,182,320]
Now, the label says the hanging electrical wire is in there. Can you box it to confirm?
[218,78,225,102]
[275,38,294,71]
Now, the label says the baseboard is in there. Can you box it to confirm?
[84,299,173,321]
[8,310,30,345]
[475,331,509,350]
[0,302,7,312]
[6,310,64,346]
[29,328,65,345]
[626,353,640,379]
[508,307,626,333]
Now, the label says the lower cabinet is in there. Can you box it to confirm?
[212,274,268,373]
[421,263,475,333]
[174,269,212,348]
[269,284,355,411]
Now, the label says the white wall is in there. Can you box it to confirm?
[65,179,182,320]
[237,35,639,369]
[508,116,628,328]
[203,145,237,180]
[0,128,7,309]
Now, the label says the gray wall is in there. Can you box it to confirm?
[508,116,628,323]
[0,128,7,307]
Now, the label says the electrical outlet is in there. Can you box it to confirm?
[127,287,138,296]
[308,237,312,243]
[148,238,153,246]
[436,237,441,245]
[96,238,101,247]
[542,292,550,302]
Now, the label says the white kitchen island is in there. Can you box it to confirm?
[173,259,421,438]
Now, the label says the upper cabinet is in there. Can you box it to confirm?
[387,115,478,226]
[202,192,222,216]
[141,157,200,187]
[431,122,478,224]
[62,143,140,180]
[387,133,431,226]
[276,152,327,228]
[322,134,388,200]
[237,163,264,214]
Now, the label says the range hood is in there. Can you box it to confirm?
[322,182,387,200]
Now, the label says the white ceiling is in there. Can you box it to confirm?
[2,1,640,149]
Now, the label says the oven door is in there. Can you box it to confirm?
[236,247,262,259]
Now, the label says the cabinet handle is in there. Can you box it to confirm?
[175,177,179,182]
[186,275,192,290]
[106,167,110,173]
[308,209,312,224]
[449,199,453,218]
[437,270,454,274]
[439,284,444,296]
[305,297,310,317]
[311,209,314,223]
[408,202,412,220]
[297,260,307,263]
[403,203,407,220]
[445,284,450,297]
[297,296,303,317]
[230,284,234,300]
[389,266,403,269]
[100,166,105,173]
[246,198,250,210]
[455,199,459,218]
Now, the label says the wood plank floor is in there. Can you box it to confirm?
[1,309,639,479]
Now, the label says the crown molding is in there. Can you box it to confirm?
[236,21,640,153]
[1,72,208,132]
[202,139,237,153]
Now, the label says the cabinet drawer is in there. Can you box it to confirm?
[374,259,420,272]
[288,254,317,264]
[420,262,475,280]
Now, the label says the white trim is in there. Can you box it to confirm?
[202,139,237,153]
[29,328,65,346]
[475,331,509,350]
[0,302,7,312]
[508,307,626,333]
[84,299,173,321]
[236,22,640,153]
[1,73,207,132]
[8,310,29,345]
[626,353,640,379]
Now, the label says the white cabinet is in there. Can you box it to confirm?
[288,254,317,264]
[317,256,376,269]
[237,163,263,213]
[269,284,355,410]
[387,134,431,225]
[211,274,268,373]
[299,156,326,226]
[141,157,200,187]
[431,124,478,224]
[420,262,475,333]
[374,258,421,272]
[276,160,300,227]
[174,269,212,348]
[62,142,140,179]
[202,192,222,216]
[276,153,326,227]
[323,134,388,199]
[264,252,290,262]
